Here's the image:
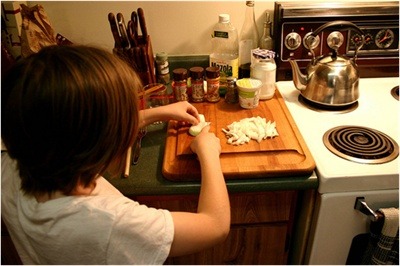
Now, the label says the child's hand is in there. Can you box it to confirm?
[166,101,200,125]
[190,125,221,158]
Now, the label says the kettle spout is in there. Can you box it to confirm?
[289,59,307,91]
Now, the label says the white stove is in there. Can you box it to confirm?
[277,77,399,194]
[273,2,399,264]
[277,77,399,264]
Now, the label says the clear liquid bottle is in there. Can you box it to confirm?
[259,12,273,50]
[239,1,259,79]
[210,14,239,95]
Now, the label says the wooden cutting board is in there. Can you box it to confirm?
[162,88,315,181]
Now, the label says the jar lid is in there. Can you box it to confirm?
[173,68,188,80]
[205,67,220,79]
[236,78,262,90]
[189,67,204,79]
[156,52,168,61]
[226,76,237,84]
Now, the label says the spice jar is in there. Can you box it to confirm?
[172,68,189,102]
[155,52,170,86]
[225,77,238,104]
[205,66,220,102]
[189,67,205,102]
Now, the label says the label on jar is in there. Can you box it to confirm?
[173,82,189,101]
[156,60,169,75]
[191,80,204,102]
[206,79,220,102]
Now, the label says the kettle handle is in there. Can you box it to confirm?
[309,20,365,61]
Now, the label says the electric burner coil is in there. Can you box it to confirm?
[323,126,399,164]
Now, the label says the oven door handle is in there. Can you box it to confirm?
[354,197,383,222]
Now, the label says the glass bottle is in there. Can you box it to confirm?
[239,1,259,79]
[259,12,274,50]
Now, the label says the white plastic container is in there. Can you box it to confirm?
[251,57,276,100]
[236,78,262,109]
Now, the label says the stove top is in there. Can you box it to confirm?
[277,77,399,193]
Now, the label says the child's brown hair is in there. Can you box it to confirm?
[2,45,141,196]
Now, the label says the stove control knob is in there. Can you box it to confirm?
[303,32,320,50]
[327,31,344,50]
[285,32,301,50]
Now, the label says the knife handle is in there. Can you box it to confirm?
[117,13,130,49]
[127,20,138,47]
[137,8,148,43]
[108,13,122,48]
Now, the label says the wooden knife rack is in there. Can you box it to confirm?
[113,37,156,86]
[109,9,156,86]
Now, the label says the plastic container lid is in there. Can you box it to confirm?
[236,78,262,91]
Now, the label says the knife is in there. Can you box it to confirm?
[117,13,130,49]
[127,17,138,47]
[132,127,147,165]
[108,13,122,48]
[137,8,148,43]
[131,11,139,44]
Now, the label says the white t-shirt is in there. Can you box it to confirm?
[1,153,174,264]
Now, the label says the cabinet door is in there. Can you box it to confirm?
[135,191,296,264]
[166,224,288,264]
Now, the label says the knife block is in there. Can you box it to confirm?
[113,35,156,86]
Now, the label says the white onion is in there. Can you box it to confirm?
[222,116,278,145]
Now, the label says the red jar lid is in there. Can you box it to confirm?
[189,67,204,79]
[173,68,188,80]
[205,66,220,79]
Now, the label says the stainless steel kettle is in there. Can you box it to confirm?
[289,21,365,106]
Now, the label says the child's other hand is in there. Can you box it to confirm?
[190,125,221,158]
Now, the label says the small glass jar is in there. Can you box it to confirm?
[172,68,189,102]
[225,77,238,104]
[189,67,205,102]
[205,66,220,102]
[155,52,170,85]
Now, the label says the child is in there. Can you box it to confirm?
[1,45,230,264]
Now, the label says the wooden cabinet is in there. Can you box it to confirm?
[135,190,298,264]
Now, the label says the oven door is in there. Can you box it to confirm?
[305,189,399,264]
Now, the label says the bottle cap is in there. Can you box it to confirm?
[246,1,255,7]
[219,14,230,23]
[173,68,188,80]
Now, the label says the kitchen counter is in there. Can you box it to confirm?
[108,121,318,197]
